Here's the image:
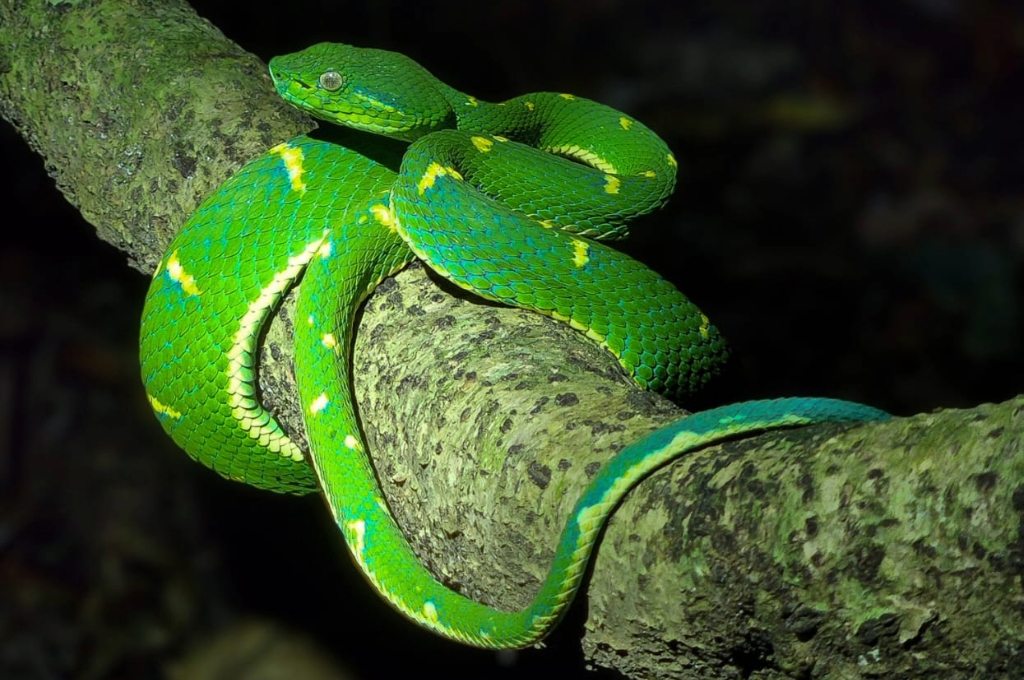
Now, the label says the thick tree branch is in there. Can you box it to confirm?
[2,2,1022,678]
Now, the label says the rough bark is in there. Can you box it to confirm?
[2,1,1022,678]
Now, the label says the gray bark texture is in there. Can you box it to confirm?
[2,1,1022,678]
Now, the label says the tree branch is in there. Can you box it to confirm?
[2,2,1022,678]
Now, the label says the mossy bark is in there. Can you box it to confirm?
[2,1,1022,678]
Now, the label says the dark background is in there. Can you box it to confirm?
[1,1,1022,678]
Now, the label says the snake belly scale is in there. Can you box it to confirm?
[139,43,891,648]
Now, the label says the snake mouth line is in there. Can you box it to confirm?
[273,77,314,98]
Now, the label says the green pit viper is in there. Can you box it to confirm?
[139,42,891,649]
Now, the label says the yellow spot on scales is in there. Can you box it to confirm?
[342,518,391,611]
[604,175,621,194]
[271,142,307,192]
[699,313,711,339]
[147,394,182,420]
[346,519,366,557]
[309,393,329,414]
[492,135,508,142]
[524,100,535,111]
[559,93,576,100]
[570,238,590,268]
[317,240,333,258]
[465,96,479,107]
[667,153,678,168]
[423,602,440,623]
[470,136,493,152]
[370,203,398,232]
[619,117,633,130]
[417,162,463,195]
[321,333,337,349]
[641,170,657,178]
[344,434,362,451]
[165,250,201,296]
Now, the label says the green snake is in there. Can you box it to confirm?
[139,42,891,649]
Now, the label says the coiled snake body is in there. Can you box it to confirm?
[140,43,890,648]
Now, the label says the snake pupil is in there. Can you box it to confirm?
[318,70,344,91]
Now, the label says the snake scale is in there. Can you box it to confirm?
[139,43,891,648]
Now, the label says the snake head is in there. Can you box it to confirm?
[269,43,458,142]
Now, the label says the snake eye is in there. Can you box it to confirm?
[318,70,344,91]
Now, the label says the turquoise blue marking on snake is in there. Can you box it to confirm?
[139,43,891,648]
